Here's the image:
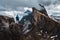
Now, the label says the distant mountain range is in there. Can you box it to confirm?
[19,10,32,24]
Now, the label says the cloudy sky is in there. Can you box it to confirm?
[0,0,60,17]
[0,0,60,10]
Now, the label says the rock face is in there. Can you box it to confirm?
[0,7,60,40]
[0,15,15,40]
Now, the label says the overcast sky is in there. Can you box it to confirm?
[0,0,60,10]
[0,0,60,16]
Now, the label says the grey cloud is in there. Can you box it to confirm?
[0,0,42,10]
[0,0,60,11]
[38,0,60,6]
